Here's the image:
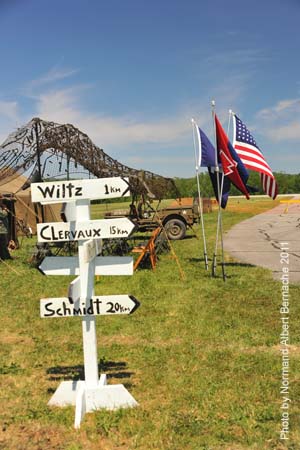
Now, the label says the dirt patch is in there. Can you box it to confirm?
[0,424,69,450]
[101,334,182,348]
[0,422,125,450]
[0,333,33,346]
[101,334,142,346]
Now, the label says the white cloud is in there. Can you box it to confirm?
[0,100,19,121]
[27,66,79,90]
[264,121,300,141]
[34,67,79,86]
[34,87,192,149]
[256,98,300,142]
[36,87,82,124]
[257,98,300,119]
[204,48,268,68]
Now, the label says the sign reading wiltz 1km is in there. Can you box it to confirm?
[31,177,130,203]
[37,217,135,242]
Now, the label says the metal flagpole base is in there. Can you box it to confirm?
[212,253,217,277]
[204,252,209,271]
[48,374,138,428]
[221,262,227,282]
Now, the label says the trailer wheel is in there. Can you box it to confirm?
[165,219,186,240]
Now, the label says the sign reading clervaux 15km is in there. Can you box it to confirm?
[31,177,130,203]
[37,217,135,242]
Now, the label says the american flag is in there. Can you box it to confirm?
[232,114,278,199]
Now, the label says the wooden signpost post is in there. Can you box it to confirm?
[31,177,139,428]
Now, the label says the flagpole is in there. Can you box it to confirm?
[191,118,208,270]
[211,101,226,281]
[214,109,233,280]
[219,110,232,280]
[218,177,226,281]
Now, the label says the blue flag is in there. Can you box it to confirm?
[194,123,230,208]
[195,125,216,167]
[208,167,231,209]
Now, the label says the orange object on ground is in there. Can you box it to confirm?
[132,227,161,271]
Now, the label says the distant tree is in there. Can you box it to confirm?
[294,174,300,193]
[173,171,298,199]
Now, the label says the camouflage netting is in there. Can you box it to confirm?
[0,117,179,199]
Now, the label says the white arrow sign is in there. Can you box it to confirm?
[31,177,130,204]
[39,256,133,276]
[37,218,135,243]
[40,295,140,318]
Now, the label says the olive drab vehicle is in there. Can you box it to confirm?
[105,197,208,240]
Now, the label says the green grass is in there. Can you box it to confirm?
[0,197,299,449]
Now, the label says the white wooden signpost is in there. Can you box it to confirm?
[31,177,139,428]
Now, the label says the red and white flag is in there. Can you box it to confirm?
[232,114,278,199]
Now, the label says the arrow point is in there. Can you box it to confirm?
[37,266,46,276]
[121,177,131,197]
[129,295,140,314]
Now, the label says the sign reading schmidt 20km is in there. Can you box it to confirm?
[31,177,130,203]
[40,295,140,318]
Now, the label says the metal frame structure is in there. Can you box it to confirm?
[0,117,179,200]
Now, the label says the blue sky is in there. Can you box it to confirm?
[0,0,299,178]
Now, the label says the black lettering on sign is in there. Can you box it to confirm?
[44,302,55,317]
[75,186,82,197]
[40,225,51,241]
[37,183,83,200]
[40,227,104,241]
[106,301,130,314]
[94,298,102,314]
[107,302,115,314]
[110,186,121,193]
[110,226,128,236]
[73,306,82,315]
[104,184,121,195]
[37,185,55,199]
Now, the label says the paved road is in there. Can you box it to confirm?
[224,198,300,283]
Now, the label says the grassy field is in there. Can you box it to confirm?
[0,197,299,449]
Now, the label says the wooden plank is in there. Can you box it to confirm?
[68,276,81,301]
[39,256,133,276]
[82,239,102,263]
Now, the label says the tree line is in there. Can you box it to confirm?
[174,172,300,198]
